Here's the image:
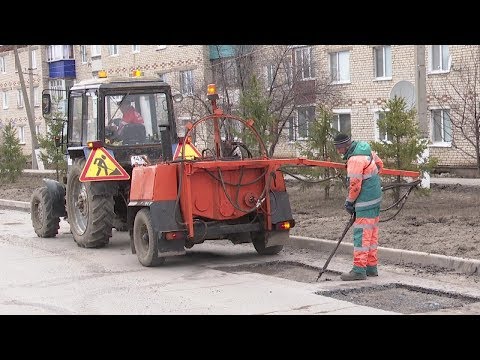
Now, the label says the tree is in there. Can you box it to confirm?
[430,46,480,177]
[37,96,67,180]
[241,45,341,157]
[297,106,345,199]
[178,46,342,158]
[371,96,437,201]
[0,121,28,182]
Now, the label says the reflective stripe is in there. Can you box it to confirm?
[370,244,378,250]
[347,173,363,179]
[353,223,378,230]
[363,168,378,179]
[356,196,382,208]
[354,246,369,252]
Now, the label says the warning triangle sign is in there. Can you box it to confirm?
[173,139,201,160]
[79,147,130,182]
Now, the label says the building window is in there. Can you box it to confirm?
[157,45,167,50]
[91,45,101,57]
[2,91,8,109]
[332,111,351,136]
[49,79,67,100]
[17,90,24,108]
[31,49,37,69]
[330,51,350,83]
[374,110,393,142]
[294,46,314,80]
[34,87,40,107]
[18,126,25,144]
[132,45,140,53]
[431,109,452,143]
[374,46,391,79]
[180,70,194,95]
[35,123,41,135]
[109,45,119,56]
[47,45,74,62]
[290,106,315,140]
[80,45,87,63]
[265,64,276,89]
[0,57,5,73]
[430,45,450,72]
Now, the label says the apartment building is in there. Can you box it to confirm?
[0,44,478,175]
[0,45,48,158]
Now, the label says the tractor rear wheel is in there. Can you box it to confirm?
[251,230,284,255]
[67,158,114,248]
[133,208,165,267]
[31,186,60,238]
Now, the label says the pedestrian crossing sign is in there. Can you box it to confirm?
[79,147,130,182]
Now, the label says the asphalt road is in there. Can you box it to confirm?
[1,207,480,315]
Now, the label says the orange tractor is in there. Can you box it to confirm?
[126,84,420,266]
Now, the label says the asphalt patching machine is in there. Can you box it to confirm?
[31,78,420,267]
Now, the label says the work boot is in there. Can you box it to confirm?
[366,266,378,277]
[340,270,367,281]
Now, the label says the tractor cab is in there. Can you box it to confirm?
[42,70,181,168]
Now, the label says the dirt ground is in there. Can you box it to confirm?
[1,172,479,260]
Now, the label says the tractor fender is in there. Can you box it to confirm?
[42,178,67,217]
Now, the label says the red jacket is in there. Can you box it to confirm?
[121,106,144,125]
[118,106,144,135]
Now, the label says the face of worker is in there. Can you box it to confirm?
[335,144,349,155]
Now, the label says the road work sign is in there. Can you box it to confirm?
[79,147,130,182]
[173,138,201,160]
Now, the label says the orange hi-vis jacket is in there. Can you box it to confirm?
[343,141,384,212]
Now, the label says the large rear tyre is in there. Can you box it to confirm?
[66,158,115,248]
[31,186,60,238]
[133,208,165,267]
[251,231,284,255]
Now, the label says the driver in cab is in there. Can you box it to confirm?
[107,99,144,143]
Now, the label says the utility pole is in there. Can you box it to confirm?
[415,45,430,188]
[415,45,428,138]
[14,45,39,169]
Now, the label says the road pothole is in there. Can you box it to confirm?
[215,260,340,282]
[215,261,480,314]
[318,284,480,314]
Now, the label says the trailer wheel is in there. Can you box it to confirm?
[31,186,60,238]
[133,208,165,267]
[251,231,284,255]
[67,158,114,248]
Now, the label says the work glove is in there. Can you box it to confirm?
[344,200,355,215]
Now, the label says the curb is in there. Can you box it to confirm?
[1,198,479,276]
[0,199,30,210]
[288,236,480,276]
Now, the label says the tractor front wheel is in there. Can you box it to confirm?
[31,186,60,238]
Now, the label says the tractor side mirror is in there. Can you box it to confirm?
[42,93,51,115]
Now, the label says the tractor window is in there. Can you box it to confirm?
[85,90,98,142]
[70,95,82,143]
[104,92,169,147]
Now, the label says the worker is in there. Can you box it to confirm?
[333,133,384,281]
